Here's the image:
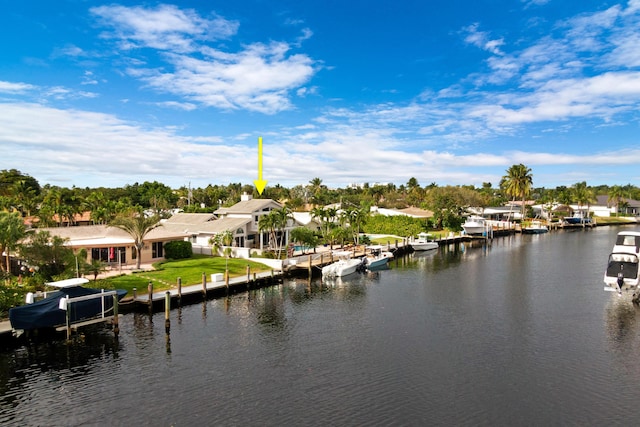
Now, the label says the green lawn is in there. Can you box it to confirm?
[100,256,273,294]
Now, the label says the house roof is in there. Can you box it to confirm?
[596,195,640,208]
[37,223,188,245]
[214,198,281,215]
[195,217,253,234]
[162,212,216,225]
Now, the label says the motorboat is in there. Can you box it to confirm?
[603,231,640,295]
[462,216,487,235]
[9,278,127,331]
[322,251,364,277]
[522,220,549,234]
[411,232,438,251]
[564,211,591,224]
[364,245,394,269]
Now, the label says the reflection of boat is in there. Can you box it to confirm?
[364,245,394,269]
[522,220,549,234]
[322,251,364,277]
[604,231,640,295]
[9,278,127,331]
[462,216,487,235]
[411,232,438,251]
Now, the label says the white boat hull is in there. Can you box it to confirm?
[412,242,438,251]
[322,258,363,277]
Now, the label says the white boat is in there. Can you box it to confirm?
[604,231,640,295]
[322,251,364,277]
[411,232,438,251]
[522,220,549,234]
[364,245,394,269]
[462,216,487,235]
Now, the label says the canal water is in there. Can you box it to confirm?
[1,226,640,426]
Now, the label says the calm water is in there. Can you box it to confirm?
[2,226,640,426]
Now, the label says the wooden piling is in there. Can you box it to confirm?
[308,254,312,276]
[202,272,207,296]
[147,282,153,304]
[177,277,182,303]
[164,291,171,333]
[132,287,137,300]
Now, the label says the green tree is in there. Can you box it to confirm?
[0,211,26,274]
[109,212,162,269]
[20,231,73,280]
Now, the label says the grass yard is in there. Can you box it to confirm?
[101,256,273,294]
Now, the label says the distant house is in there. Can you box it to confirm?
[596,195,640,216]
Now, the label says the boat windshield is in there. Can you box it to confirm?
[616,234,640,250]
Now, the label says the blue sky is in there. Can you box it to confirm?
[1,0,640,190]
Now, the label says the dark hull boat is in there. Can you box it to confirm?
[9,278,127,331]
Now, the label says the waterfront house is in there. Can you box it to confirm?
[34,223,188,268]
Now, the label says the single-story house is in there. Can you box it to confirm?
[35,223,188,267]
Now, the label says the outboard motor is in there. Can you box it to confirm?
[617,270,625,293]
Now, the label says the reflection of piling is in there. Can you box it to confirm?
[113,294,120,336]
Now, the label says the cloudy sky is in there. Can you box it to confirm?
[2,0,640,190]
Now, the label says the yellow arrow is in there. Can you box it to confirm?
[253,136,268,195]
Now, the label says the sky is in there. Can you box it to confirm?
[1,0,640,190]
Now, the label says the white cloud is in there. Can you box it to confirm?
[0,81,36,94]
[92,4,317,114]
[91,4,238,53]
[131,42,316,113]
[463,23,505,56]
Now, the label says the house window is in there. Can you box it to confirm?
[152,241,164,258]
[92,247,126,263]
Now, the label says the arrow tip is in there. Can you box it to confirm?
[253,179,268,195]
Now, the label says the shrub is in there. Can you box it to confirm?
[163,240,193,260]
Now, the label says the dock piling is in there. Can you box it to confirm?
[164,291,171,333]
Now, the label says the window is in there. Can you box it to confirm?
[92,247,126,263]
[152,241,164,258]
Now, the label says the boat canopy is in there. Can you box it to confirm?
[45,278,90,288]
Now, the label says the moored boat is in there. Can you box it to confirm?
[411,232,438,251]
[9,278,127,331]
[603,231,640,295]
[522,220,549,234]
[462,216,487,235]
[364,245,394,269]
[322,251,365,277]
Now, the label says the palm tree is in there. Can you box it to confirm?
[500,164,533,221]
[258,211,278,252]
[608,185,628,216]
[109,212,161,269]
[572,181,596,221]
[0,211,26,273]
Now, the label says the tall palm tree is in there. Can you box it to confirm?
[500,164,533,220]
[258,210,278,252]
[608,185,628,216]
[572,181,596,221]
[109,212,161,269]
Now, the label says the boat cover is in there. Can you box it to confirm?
[9,286,127,330]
